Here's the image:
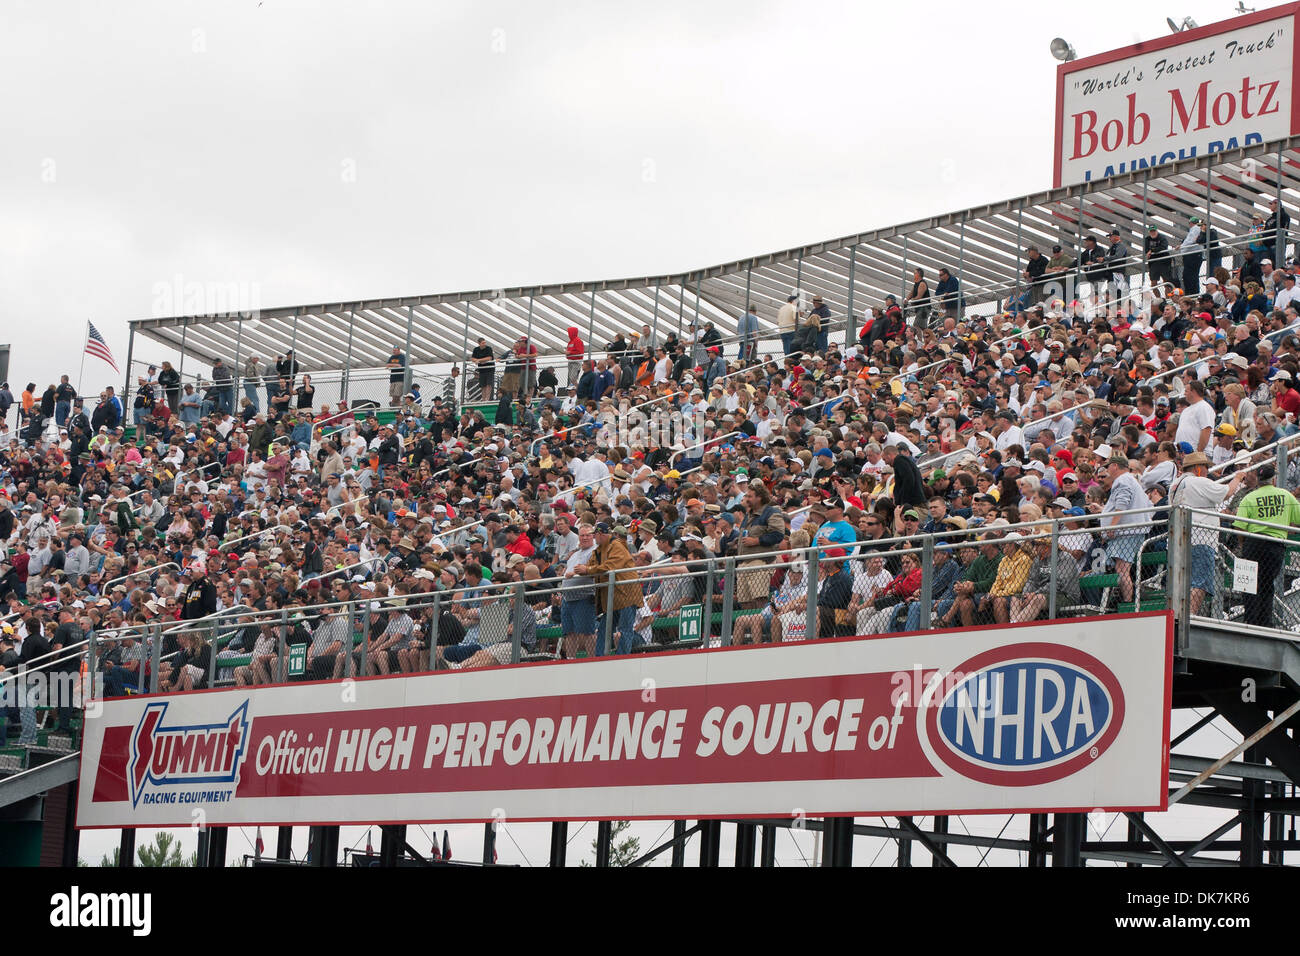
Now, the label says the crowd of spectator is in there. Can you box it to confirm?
[3,205,1300,745]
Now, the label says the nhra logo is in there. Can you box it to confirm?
[128,701,251,807]
[918,644,1124,787]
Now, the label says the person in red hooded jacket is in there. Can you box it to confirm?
[565,327,585,386]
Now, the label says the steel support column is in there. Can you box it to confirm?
[61,782,79,868]
[483,821,498,866]
[896,816,913,868]
[1276,143,1287,265]
[403,305,415,393]
[760,823,776,867]
[1052,813,1084,867]
[277,826,293,860]
[932,817,949,867]
[734,822,757,867]
[308,826,338,866]
[595,820,612,867]
[342,310,355,402]
[845,246,856,348]
[381,825,406,867]
[698,819,722,867]
[206,827,227,868]
[119,828,135,868]
[1243,744,1266,866]
[549,821,568,867]
[671,820,688,867]
[823,817,854,867]
[122,325,136,412]
[1028,813,1049,867]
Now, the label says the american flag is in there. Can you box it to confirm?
[84,322,119,372]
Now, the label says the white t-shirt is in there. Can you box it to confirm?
[1175,399,1215,450]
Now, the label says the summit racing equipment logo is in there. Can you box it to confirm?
[918,643,1124,787]
[128,700,251,808]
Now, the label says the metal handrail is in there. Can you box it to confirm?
[668,431,743,467]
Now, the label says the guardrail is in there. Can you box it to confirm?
[61,506,1280,710]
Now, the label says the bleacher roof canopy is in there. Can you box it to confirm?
[129,137,1300,372]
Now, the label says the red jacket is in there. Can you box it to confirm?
[566,327,585,361]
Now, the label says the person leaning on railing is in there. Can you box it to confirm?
[1232,462,1300,628]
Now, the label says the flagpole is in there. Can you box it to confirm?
[77,320,89,395]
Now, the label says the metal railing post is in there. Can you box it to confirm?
[86,629,97,707]
[1276,143,1286,266]
[919,538,934,631]
[403,305,416,394]
[277,608,288,685]
[806,545,820,640]
[511,582,525,665]
[149,624,161,693]
[361,601,372,676]
[207,619,218,688]
[346,601,357,677]
[429,594,440,671]
[1048,519,1060,621]
[720,557,736,647]
[845,246,856,349]
[603,571,616,656]
[1168,506,1192,655]
[702,559,715,646]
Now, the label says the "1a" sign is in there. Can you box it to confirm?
[678,604,703,643]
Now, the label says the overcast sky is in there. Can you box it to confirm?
[6,0,1257,864]
[2,0,1242,397]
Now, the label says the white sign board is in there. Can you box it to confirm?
[1055,7,1300,187]
[78,613,1173,829]
[1234,556,1260,594]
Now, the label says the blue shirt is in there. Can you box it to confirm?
[815,519,856,554]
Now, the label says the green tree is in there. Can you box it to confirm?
[94,847,121,867]
[581,821,641,867]
[137,831,185,867]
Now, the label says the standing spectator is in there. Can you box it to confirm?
[1080,235,1107,291]
[1023,247,1047,301]
[295,373,316,413]
[178,383,201,424]
[518,335,539,397]
[0,382,12,428]
[1101,455,1146,604]
[935,268,960,318]
[243,355,264,412]
[1179,216,1205,295]
[777,293,799,355]
[54,375,76,427]
[211,357,234,415]
[471,336,496,401]
[1144,225,1173,289]
[1176,378,1215,453]
[1171,452,1241,615]
[576,521,641,655]
[1106,229,1131,308]
[387,345,407,406]
[565,327,585,386]
[560,523,598,657]
[158,360,181,413]
[737,306,759,363]
[903,270,930,330]
[1266,197,1291,267]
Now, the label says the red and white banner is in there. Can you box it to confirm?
[1054,4,1300,187]
[76,613,1173,828]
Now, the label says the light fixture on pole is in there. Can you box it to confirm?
[1166,16,1199,32]
[1049,37,1077,62]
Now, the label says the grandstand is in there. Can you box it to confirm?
[6,134,1300,869]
